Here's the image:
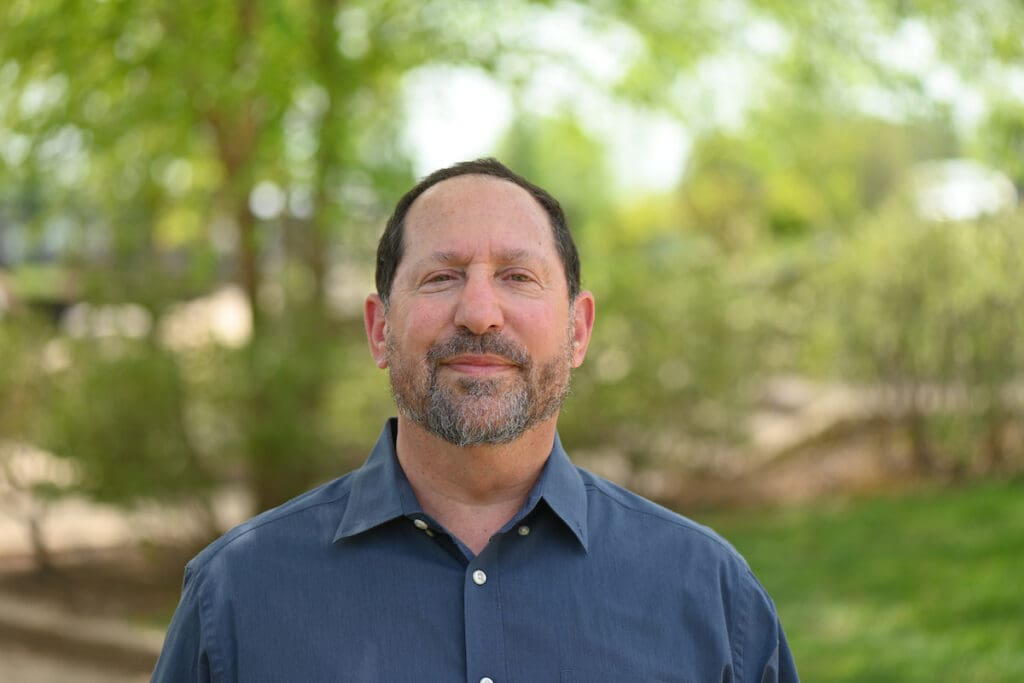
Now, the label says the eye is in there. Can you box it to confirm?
[504,270,538,284]
[420,270,460,289]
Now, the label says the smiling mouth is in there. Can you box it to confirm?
[440,355,520,376]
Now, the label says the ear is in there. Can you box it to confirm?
[569,290,596,368]
[364,294,389,369]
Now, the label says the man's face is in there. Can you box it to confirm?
[365,175,594,446]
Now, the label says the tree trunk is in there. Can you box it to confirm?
[906,411,935,474]
[983,406,1007,473]
[28,512,53,573]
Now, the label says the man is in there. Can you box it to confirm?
[153,158,798,682]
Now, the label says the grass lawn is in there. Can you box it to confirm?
[698,477,1024,682]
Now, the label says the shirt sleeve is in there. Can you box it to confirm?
[151,564,213,682]
[774,622,799,683]
[749,589,802,679]
[744,579,800,683]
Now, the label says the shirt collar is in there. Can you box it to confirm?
[334,418,589,551]
[333,419,419,541]
[519,431,589,551]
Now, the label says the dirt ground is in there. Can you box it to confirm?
[0,641,150,683]
[0,545,189,624]
[0,545,191,679]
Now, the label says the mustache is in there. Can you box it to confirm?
[426,330,530,368]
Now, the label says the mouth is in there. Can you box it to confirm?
[440,354,521,377]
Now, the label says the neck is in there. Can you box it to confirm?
[394,416,557,555]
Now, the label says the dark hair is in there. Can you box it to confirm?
[375,158,581,307]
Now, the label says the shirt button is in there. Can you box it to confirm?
[480,678,494,683]
[412,519,428,530]
[517,525,530,536]
[472,569,487,586]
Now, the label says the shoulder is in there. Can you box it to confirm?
[577,467,756,577]
[576,468,785,644]
[186,474,354,580]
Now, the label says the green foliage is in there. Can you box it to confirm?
[3,0,1024,519]
[976,102,1024,189]
[44,336,215,504]
[678,114,957,248]
[705,478,1024,681]
[803,207,1024,470]
[0,312,54,443]
[561,228,768,464]
[1,0,565,513]
[810,207,1024,384]
[212,311,391,508]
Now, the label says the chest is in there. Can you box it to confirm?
[214,527,736,682]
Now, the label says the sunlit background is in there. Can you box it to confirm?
[1,1,1023,680]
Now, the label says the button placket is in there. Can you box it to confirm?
[464,556,505,683]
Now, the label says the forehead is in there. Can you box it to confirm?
[402,175,557,258]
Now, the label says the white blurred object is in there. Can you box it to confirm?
[58,286,252,349]
[62,302,153,338]
[912,159,1018,221]
[159,284,252,350]
[0,442,77,497]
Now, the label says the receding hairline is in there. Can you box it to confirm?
[402,172,555,227]
[400,172,563,257]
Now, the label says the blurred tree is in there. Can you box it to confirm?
[2,0,1022,520]
[976,102,1024,192]
[0,0,565,512]
[949,213,1024,471]
[806,205,1024,474]
[678,112,957,249]
[0,313,62,569]
[45,335,221,526]
[562,214,768,472]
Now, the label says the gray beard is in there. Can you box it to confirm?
[388,328,572,447]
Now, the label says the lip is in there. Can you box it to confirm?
[440,354,519,376]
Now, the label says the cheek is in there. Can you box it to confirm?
[509,306,570,350]
[394,306,450,349]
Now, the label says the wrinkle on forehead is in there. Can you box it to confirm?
[416,247,549,268]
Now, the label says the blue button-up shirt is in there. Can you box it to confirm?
[153,419,797,682]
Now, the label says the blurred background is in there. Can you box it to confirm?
[1,0,1023,680]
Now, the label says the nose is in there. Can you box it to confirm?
[453,272,504,335]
